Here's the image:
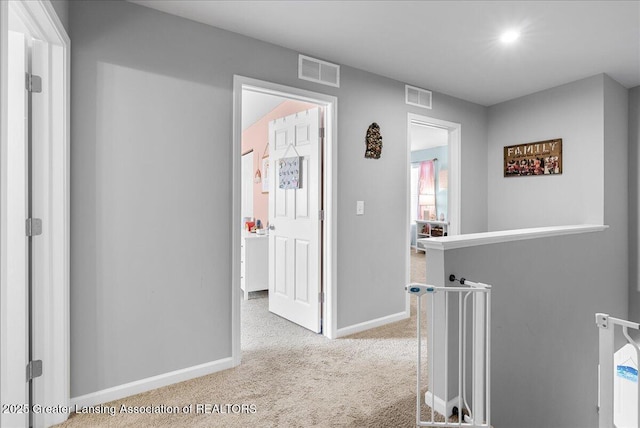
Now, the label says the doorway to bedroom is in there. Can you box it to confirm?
[407,113,461,286]
[233,77,338,365]
[239,89,322,328]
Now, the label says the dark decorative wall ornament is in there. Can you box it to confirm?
[364,122,383,159]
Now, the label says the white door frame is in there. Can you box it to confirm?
[232,76,338,364]
[0,1,70,426]
[240,150,254,220]
[405,113,461,310]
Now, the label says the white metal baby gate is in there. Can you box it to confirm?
[596,313,640,428]
[406,275,491,427]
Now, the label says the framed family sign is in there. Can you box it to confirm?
[504,138,562,177]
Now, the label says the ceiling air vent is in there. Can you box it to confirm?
[405,85,432,109]
[298,54,340,88]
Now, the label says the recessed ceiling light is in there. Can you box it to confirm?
[500,30,520,44]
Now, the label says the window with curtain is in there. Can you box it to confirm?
[418,160,436,220]
[410,164,419,222]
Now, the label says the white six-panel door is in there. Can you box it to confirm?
[268,107,321,333]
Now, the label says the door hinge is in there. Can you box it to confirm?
[319,210,324,221]
[319,291,325,303]
[26,218,43,237]
[25,73,42,93]
[319,128,325,139]
[26,360,43,382]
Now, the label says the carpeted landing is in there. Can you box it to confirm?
[56,251,443,427]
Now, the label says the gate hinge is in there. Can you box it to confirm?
[26,360,43,382]
[25,73,42,93]
[26,218,43,237]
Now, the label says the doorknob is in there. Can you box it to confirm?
[269,225,275,230]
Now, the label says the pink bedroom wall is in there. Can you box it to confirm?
[241,99,317,225]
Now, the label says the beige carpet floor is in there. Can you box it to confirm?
[56,251,441,428]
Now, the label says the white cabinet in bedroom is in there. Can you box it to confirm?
[241,233,268,299]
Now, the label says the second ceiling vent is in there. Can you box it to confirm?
[298,54,340,88]
[406,85,432,109]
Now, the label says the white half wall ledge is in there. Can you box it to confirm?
[418,224,609,250]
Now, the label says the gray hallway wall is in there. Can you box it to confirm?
[487,75,606,230]
[433,229,626,428]
[603,75,629,323]
[476,74,629,426]
[629,86,640,322]
[50,0,68,33]
[68,0,488,397]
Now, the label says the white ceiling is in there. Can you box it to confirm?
[242,91,285,131]
[130,1,639,106]
[410,124,448,152]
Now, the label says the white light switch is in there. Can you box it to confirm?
[356,200,365,215]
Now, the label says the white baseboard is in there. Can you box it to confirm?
[71,357,234,408]
[424,391,460,418]
[335,311,409,338]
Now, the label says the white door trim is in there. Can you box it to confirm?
[0,1,70,426]
[240,150,254,220]
[405,113,461,312]
[232,76,338,365]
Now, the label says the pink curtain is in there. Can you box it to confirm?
[418,160,435,220]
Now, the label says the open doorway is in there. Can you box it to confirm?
[409,123,448,282]
[240,90,320,313]
[406,114,461,287]
[232,77,338,365]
